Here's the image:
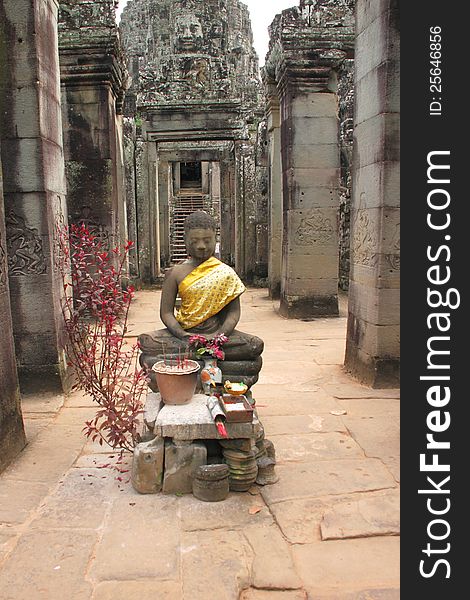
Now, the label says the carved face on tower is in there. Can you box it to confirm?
[175,13,204,52]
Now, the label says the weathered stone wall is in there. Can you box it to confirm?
[338,58,354,291]
[265,1,354,318]
[0,0,69,388]
[0,141,26,473]
[58,0,128,254]
[345,0,400,386]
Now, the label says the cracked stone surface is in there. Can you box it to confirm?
[0,289,400,598]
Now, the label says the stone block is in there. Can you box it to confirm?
[287,181,340,211]
[288,142,340,170]
[356,60,400,125]
[286,167,340,191]
[131,437,164,494]
[291,93,339,119]
[284,255,339,280]
[355,9,398,82]
[356,0,395,34]
[353,160,400,209]
[292,116,338,146]
[143,391,163,431]
[163,440,207,495]
[344,343,400,389]
[354,320,400,357]
[282,277,339,298]
[348,283,400,326]
[154,394,261,441]
[350,260,400,290]
[0,139,44,192]
[280,289,339,318]
[354,112,400,170]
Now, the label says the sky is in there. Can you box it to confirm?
[116,0,297,65]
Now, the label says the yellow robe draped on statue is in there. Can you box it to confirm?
[175,257,245,330]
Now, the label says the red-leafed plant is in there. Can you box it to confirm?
[57,223,147,452]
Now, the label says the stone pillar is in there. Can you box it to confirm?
[58,0,127,249]
[220,157,236,266]
[0,142,26,472]
[0,0,69,388]
[265,3,354,318]
[265,82,282,299]
[345,0,400,386]
[234,141,257,281]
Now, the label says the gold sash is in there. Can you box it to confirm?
[176,257,245,329]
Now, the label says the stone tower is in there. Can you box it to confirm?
[120,0,267,282]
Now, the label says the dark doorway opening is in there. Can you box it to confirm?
[180,161,202,188]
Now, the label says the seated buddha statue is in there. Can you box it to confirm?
[138,211,264,391]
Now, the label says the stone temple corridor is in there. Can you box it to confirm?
[0,289,400,599]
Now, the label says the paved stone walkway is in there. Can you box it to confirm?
[0,289,400,599]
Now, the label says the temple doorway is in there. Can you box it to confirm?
[169,160,221,264]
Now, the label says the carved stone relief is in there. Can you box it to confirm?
[385,222,400,271]
[295,209,334,246]
[6,211,47,276]
[352,209,378,267]
[74,206,110,249]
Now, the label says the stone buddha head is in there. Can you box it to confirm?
[175,13,204,52]
[184,211,217,262]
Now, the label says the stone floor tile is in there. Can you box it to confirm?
[180,493,272,531]
[89,494,180,581]
[337,398,400,417]
[320,490,400,540]
[323,384,400,400]
[22,415,53,444]
[314,589,400,600]
[257,362,323,386]
[181,529,252,599]
[270,433,364,463]
[30,468,116,530]
[0,530,96,600]
[21,392,64,414]
[261,415,347,436]
[240,588,307,599]
[268,492,393,545]
[0,479,50,524]
[253,387,342,415]
[341,416,400,482]
[2,433,86,484]
[92,580,182,599]
[243,523,302,590]
[0,526,18,564]
[260,459,397,504]
[292,537,400,594]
